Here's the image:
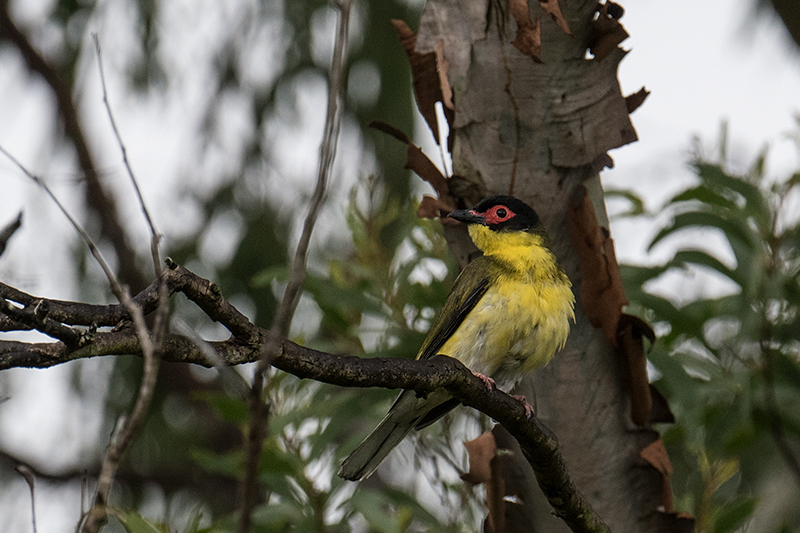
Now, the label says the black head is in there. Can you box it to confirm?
[448,195,542,232]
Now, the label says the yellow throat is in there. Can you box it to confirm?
[468,224,566,282]
[435,223,576,385]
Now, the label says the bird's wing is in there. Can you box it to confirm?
[417,256,494,361]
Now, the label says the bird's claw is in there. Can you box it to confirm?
[511,394,535,419]
[472,371,496,390]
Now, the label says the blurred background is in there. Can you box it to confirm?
[1,0,800,531]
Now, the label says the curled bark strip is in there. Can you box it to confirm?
[392,19,454,144]
[567,186,628,343]
[590,2,630,61]
[510,0,542,62]
[625,87,650,114]
[618,314,653,426]
[369,121,455,214]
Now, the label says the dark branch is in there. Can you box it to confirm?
[0,331,607,531]
[0,298,86,346]
[0,265,608,533]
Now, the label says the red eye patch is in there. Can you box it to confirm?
[484,205,515,225]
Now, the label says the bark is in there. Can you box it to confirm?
[416,0,682,531]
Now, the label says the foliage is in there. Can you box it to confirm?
[620,126,800,532]
[0,0,426,528]
[12,1,800,531]
[189,182,486,531]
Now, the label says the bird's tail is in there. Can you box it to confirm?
[339,390,440,481]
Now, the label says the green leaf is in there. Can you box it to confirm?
[111,510,169,533]
[189,448,242,478]
[773,352,800,390]
[632,292,684,330]
[350,489,402,533]
[181,506,205,533]
[250,265,288,288]
[605,188,647,217]
[748,146,768,180]
[668,185,739,212]
[380,486,443,526]
[696,163,769,224]
[786,171,800,190]
[349,486,443,533]
[196,391,249,425]
[710,497,758,533]
[730,243,762,292]
[261,442,302,476]
[619,263,670,295]
[304,272,384,315]
[670,249,740,287]
[251,501,306,528]
[649,211,757,253]
[716,120,730,163]
[672,349,725,382]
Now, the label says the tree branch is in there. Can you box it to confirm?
[93,33,163,278]
[0,264,609,533]
[239,1,353,529]
[0,123,165,530]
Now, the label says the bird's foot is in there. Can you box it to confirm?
[472,371,496,390]
[511,394,535,419]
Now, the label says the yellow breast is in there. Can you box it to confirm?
[439,225,574,389]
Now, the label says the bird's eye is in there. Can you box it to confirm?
[484,205,514,225]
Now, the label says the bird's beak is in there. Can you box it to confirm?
[448,209,486,225]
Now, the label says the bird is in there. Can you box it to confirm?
[338,195,575,481]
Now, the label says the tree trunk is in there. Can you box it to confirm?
[417,0,681,530]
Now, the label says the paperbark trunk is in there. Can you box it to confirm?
[417,1,679,531]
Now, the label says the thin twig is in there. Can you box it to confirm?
[81,294,160,532]
[92,33,162,277]
[0,145,122,295]
[0,144,161,533]
[260,0,352,347]
[92,40,171,518]
[173,317,250,398]
[237,2,353,531]
[15,464,37,533]
[0,211,23,258]
[0,5,147,291]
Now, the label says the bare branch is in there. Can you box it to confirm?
[0,264,609,533]
[0,5,147,291]
[238,2,354,530]
[92,33,163,277]
[0,297,88,346]
[0,144,161,533]
[0,263,257,337]
[0,145,123,297]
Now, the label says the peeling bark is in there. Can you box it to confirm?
[415,0,684,530]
